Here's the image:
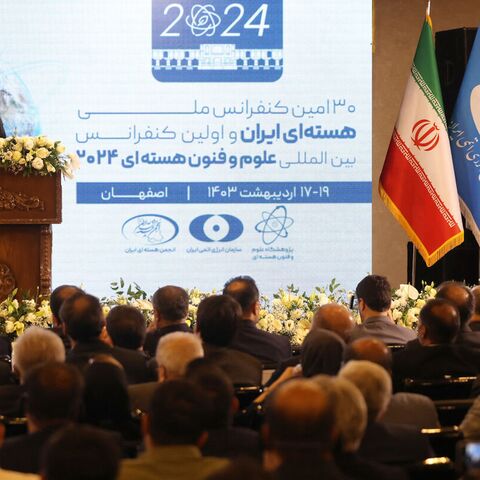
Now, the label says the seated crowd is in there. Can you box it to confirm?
[1,274,480,479]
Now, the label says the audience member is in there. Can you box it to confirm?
[344,337,438,428]
[437,281,480,348]
[61,293,154,384]
[263,379,347,480]
[49,284,84,351]
[106,305,146,351]
[471,285,480,331]
[196,295,262,386]
[350,275,416,344]
[0,328,65,417]
[143,286,191,358]
[301,330,345,377]
[128,331,204,412]
[0,363,83,474]
[185,360,261,459]
[118,380,228,480]
[206,459,272,480]
[83,361,141,444]
[223,276,291,365]
[311,303,354,342]
[339,360,433,465]
[41,425,121,480]
[392,298,480,382]
[312,375,408,480]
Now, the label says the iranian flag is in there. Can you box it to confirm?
[379,3,464,267]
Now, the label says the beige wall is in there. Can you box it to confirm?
[373,0,480,285]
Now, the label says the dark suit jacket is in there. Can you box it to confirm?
[350,315,416,344]
[392,339,480,385]
[203,343,262,386]
[66,339,155,384]
[275,460,350,480]
[335,451,409,480]
[201,427,261,460]
[358,421,433,465]
[143,323,191,358]
[0,384,24,417]
[456,325,480,349]
[230,320,291,366]
[0,423,64,473]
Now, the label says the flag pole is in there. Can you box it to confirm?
[427,0,431,16]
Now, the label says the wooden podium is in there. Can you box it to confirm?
[0,173,62,301]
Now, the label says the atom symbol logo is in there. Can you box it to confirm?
[186,5,221,37]
[255,206,294,245]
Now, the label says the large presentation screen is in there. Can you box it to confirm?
[1,1,372,296]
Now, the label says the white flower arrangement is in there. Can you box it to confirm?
[0,135,79,177]
[390,282,437,329]
[0,280,438,346]
[0,290,52,340]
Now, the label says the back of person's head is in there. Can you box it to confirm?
[264,379,336,459]
[106,305,146,350]
[419,298,460,344]
[472,285,480,316]
[42,425,120,480]
[156,332,204,380]
[12,326,65,379]
[185,361,235,429]
[24,362,83,424]
[301,329,345,377]
[83,362,131,427]
[339,360,392,421]
[343,337,393,373]
[355,275,391,312]
[436,281,474,325]
[152,285,189,323]
[50,285,84,323]
[311,303,354,341]
[60,293,104,342]
[196,295,242,347]
[311,375,367,453]
[147,379,210,446]
[223,276,259,314]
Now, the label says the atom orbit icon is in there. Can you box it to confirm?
[255,206,294,245]
[186,5,221,37]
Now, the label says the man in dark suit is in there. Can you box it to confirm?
[49,284,84,351]
[196,295,262,386]
[350,275,416,344]
[223,276,291,365]
[0,362,83,473]
[392,298,480,383]
[470,285,480,331]
[143,285,191,358]
[61,293,154,384]
[436,281,480,348]
[186,361,261,460]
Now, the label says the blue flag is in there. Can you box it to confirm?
[449,28,480,245]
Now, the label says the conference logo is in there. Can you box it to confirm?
[122,214,179,245]
[152,0,283,82]
[190,214,243,242]
[411,119,440,152]
[255,206,293,245]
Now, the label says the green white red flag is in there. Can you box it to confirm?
[379,5,464,266]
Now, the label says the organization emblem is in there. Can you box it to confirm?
[190,214,243,242]
[122,214,179,245]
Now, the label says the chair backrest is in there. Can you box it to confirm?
[421,426,462,460]
[387,344,406,352]
[234,386,263,410]
[407,457,456,480]
[435,399,474,427]
[404,377,477,400]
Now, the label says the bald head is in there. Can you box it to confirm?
[343,337,392,372]
[436,281,473,325]
[472,286,480,317]
[265,379,335,456]
[419,298,460,345]
[311,303,354,341]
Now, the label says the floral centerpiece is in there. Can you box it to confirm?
[0,135,79,177]
[0,290,52,340]
[390,282,437,329]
